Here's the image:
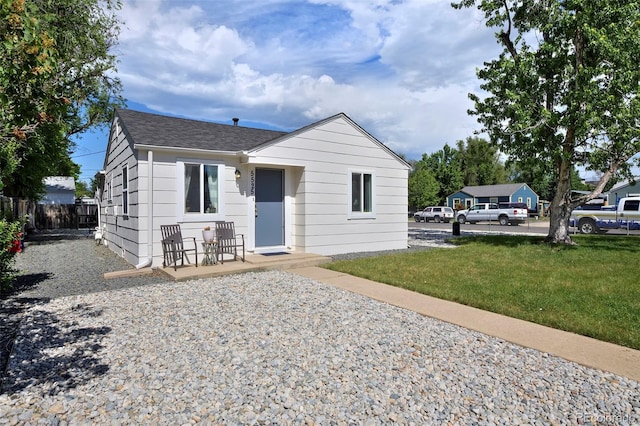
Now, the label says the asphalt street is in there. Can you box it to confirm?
[410,219,640,236]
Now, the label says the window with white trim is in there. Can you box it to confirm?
[122,164,129,216]
[349,170,374,218]
[107,175,112,203]
[177,160,224,221]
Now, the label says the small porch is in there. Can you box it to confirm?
[155,251,331,282]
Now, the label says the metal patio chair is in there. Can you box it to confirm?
[160,224,198,270]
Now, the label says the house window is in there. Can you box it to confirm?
[349,170,374,218]
[122,164,129,216]
[526,197,532,209]
[178,160,223,221]
[107,175,112,203]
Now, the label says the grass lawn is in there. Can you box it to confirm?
[325,234,640,350]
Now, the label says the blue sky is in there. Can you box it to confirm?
[73,0,502,185]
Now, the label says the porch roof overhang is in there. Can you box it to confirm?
[237,151,305,168]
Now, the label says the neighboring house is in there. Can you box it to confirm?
[100,108,410,268]
[606,177,640,206]
[39,176,76,205]
[447,183,539,212]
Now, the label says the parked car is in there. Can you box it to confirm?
[414,206,455,223]
[456,203,528,225]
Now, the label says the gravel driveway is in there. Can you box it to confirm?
[1,230,639,424]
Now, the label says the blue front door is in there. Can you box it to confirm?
[255,168,284,247]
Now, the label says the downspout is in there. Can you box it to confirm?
[94,171,106,243]
[135,149,154,269]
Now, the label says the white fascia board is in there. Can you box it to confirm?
[133,144,238,157]
[241,155,305,167]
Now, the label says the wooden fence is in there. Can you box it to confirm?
[0,196,98,229]
[34,204,98,229]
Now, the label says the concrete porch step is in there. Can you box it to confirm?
[157,252,332,282]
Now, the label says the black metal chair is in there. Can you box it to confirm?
[160,224,198,270]
[215,221,245,263]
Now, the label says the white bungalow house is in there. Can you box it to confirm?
[100,109,410,268]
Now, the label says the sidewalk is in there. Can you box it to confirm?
[290,266,640,382]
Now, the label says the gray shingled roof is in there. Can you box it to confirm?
[115,108,288,152]
[460,183,526,197]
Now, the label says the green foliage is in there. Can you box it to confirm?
[507,157,557,200]
[0,0,124,198]
[326,234,640,350]
[452,0,640,243]
[409,137,510,206]
[423,144,464,203]
[408,167,439,208]
[75,179,92,198]
[456,136,508,186]
[0,219,23,291]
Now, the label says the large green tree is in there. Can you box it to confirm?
[408,164,440,209]
[0,0,124,198]
[456,136,508,186]
[453,0,640,244]
[424,144,464,204]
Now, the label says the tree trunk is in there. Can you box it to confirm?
[545,158,575,245]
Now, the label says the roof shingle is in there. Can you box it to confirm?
[115,109,288,152]
[460,183,526,197]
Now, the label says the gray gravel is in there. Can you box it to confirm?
[1,229,639,425]
[0,229,170,394]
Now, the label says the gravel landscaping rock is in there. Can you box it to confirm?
[1,229,638,424]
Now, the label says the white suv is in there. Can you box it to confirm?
[414,206,455,223]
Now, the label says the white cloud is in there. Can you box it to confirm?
[113,0,501,159]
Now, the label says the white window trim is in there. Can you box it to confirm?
[176,159,225,222]
[347,168,375,219]
[122,163,129,216]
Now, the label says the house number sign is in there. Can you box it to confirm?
[250,170,255,196]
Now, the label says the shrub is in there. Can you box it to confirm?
[0,219,24,291]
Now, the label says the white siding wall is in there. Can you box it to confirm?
[103,119,140,265]
[140,151,248,268]
[252,116,408,255]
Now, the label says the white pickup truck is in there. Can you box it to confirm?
[414,206,455,223]
[570,197,640,234]
[456,203,528,226]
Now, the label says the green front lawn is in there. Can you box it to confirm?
[325,235,640,350]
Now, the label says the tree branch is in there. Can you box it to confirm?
[499,0,518,59]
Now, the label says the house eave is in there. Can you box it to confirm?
[133,144,239,157]
[241,154,305,167]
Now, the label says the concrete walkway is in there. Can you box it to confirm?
[289,266,640,382]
